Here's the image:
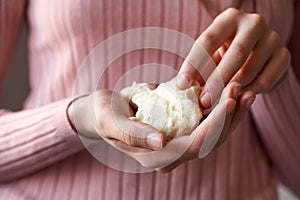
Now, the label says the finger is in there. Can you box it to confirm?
[157,86,239,172]
[109,118,166,151]
[196,46,227,87]
[197,82,244,155]
[219,82,241,103]
[98,91,166,151]
[231,30,281,87]
[213,14,265,83]
[200,14,265,108]
[198,97,237,157]
[185,89,237,158]
[201,80,240,113]
[176,69,199,89]
[200,71,241,109]
[177,43,213,88]
[210,82,242,148]
[211,45,227,65]
[108,138,154,153]
[197,8,240,55]
[177,8,239,89]
[244,47,291,93]
[212,99,236,149]
[227,91,256,134]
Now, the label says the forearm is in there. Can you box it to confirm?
[0,99,84,182]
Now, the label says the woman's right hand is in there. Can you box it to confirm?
[67,90,166,151]
[177,8,290,108]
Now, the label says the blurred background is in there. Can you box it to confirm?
[1,26,299,200]
[1,27,29,111]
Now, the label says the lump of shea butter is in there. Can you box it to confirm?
[120,77,203,140]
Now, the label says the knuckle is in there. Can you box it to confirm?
[257,78,272,92]
[281,47,291,63]
[216,8,240,24]
[270,30,280,41]
[250,13,266,27]
[198,32,218,48]
[224,8,240,17]
[120,130,138,147]
[244,14,266,34]
[269,30,281,44]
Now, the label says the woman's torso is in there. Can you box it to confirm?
[3,0,295,199]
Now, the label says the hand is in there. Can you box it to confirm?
[157,82,255,172]
[177,8,290,108]
[67,90,166,151]
[78,82,254,171]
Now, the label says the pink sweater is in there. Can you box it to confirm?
[0,0,300,199]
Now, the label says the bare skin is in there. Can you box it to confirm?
[177,8,291,108]
[67,8,292,171]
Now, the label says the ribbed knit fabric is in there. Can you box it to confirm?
[0,0,299,199]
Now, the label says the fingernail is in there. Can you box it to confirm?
[246,98,255,109]
[201,91,211,108]
[147,133,163,150]
[177,73,190,89]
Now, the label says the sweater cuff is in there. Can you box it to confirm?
[52,98,84,150]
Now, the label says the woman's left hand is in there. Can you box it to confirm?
[177,8,291,108]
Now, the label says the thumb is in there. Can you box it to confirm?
[177,63,199,89]
[111,117,166,151]
[177,40,215,89]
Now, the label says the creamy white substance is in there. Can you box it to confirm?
[121,77,202,140]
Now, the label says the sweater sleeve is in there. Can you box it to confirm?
[251,68,300,195]
[0,1,84,182]
[0,99,84,182]
[251,2,300,195]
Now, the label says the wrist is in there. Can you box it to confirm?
[67,94,100,138]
